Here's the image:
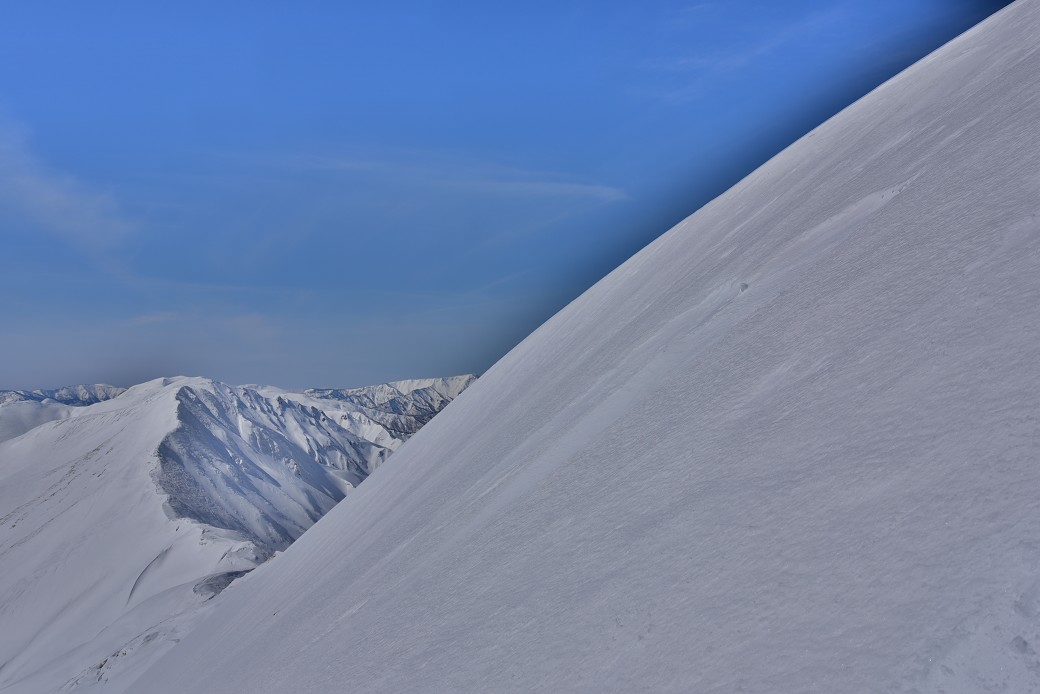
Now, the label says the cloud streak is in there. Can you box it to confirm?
[247,150,627,203]
[437,178,626,202]
[645,5,850,103]
[0,120,135,248]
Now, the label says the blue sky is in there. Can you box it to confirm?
[0,0,1011,389]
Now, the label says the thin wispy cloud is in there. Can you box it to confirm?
[130,311,181,325]
[672,3,717,23]
[645,5,850,103]
[437,178,626,202]
[248,150,626,203]
[0,120,135,248]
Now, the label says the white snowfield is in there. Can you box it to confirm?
[130,2,1040,693]
[0,375,473,693]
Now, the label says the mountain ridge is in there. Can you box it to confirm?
[0,374,473,693]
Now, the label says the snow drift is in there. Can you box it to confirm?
[0,375,472,693]
[132,2,1040,692]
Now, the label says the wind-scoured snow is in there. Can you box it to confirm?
[0,375,472,693]
[133,2,1040,692]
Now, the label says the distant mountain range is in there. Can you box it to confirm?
[0,375,473,693]
[0,384,126,407]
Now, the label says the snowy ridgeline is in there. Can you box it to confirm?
[0,374,473,693]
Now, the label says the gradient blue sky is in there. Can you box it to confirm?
[0,0,1012,389]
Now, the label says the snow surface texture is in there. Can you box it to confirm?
[0,375,473,693]
[133,2,1040,693]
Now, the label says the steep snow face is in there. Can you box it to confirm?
[136,3,1040,693]
[156,381,370,550]
[0,375,472,693]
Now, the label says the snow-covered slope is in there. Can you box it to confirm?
[134,3,1040,692]
[0,375,472,693]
